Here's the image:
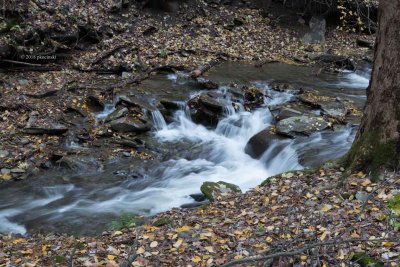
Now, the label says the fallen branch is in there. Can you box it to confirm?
[189,59,222,78]
[221,237,398,267]
[121,228,143,267]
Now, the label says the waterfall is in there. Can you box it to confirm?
[150,109,167,130]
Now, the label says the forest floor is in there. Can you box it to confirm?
[2,1,398,267]
[1,165,399,266]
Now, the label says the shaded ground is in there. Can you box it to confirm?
[1,165,399,266]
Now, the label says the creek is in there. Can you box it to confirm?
[0,62,370,235]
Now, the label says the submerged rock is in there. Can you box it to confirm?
[245,129,289,159]
[111,116,151,133]
[276,115,329,137]
[200,181,242,202]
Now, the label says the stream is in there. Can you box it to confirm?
[0,63,371,235]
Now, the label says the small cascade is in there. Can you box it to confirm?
[177,101,192,119]
[150,109,167,130]
[95,104,116,120]
[65,133,84,150]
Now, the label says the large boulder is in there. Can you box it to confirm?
[111,116,151,133]
[276,115,329,137]
[200,181,242,202]
[199,92,231,112]
[245,129,289,159]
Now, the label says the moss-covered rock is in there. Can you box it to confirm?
[200,181,241,202]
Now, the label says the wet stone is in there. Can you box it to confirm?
[199,93,231,112]
[111,116,151,133]
[276,115,329,137]
[105,107,128,123]
[245,129,289,159]
[24,123,68,135]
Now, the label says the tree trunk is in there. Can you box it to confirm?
[345,0,400,177]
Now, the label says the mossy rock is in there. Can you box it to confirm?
[351,252,384,267]
[153,218,171,227]
[260,170,305,187]
[388,193,400,231]
[200,181,241,202]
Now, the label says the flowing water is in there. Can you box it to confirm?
[0,63,371,235]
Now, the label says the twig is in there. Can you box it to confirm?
[121,227,143,267]
[1,59,43,67]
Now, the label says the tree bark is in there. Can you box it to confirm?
[345,0,400,176]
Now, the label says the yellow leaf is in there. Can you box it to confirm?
[265,236,273,243]
[107,255,116,260]
[173,238,183,248]
[356,171,365,177]
[136,247,145,254]
[204,246,214,253]
[192,256,201,262]
[361,179,371,186]
[150,241,158,248]
[337,249,345,260]
[321,204,333,212]
[176,225,191,232]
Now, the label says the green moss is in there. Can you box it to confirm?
[260,169,317,187]
[153,218,171,227]
[260,174,280,186]
[351,252,384,267]
[344,131,399,181]
[388,193,400,231]
[255,226,266,236]
[110,212,137,230]
[388,193,400,214]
